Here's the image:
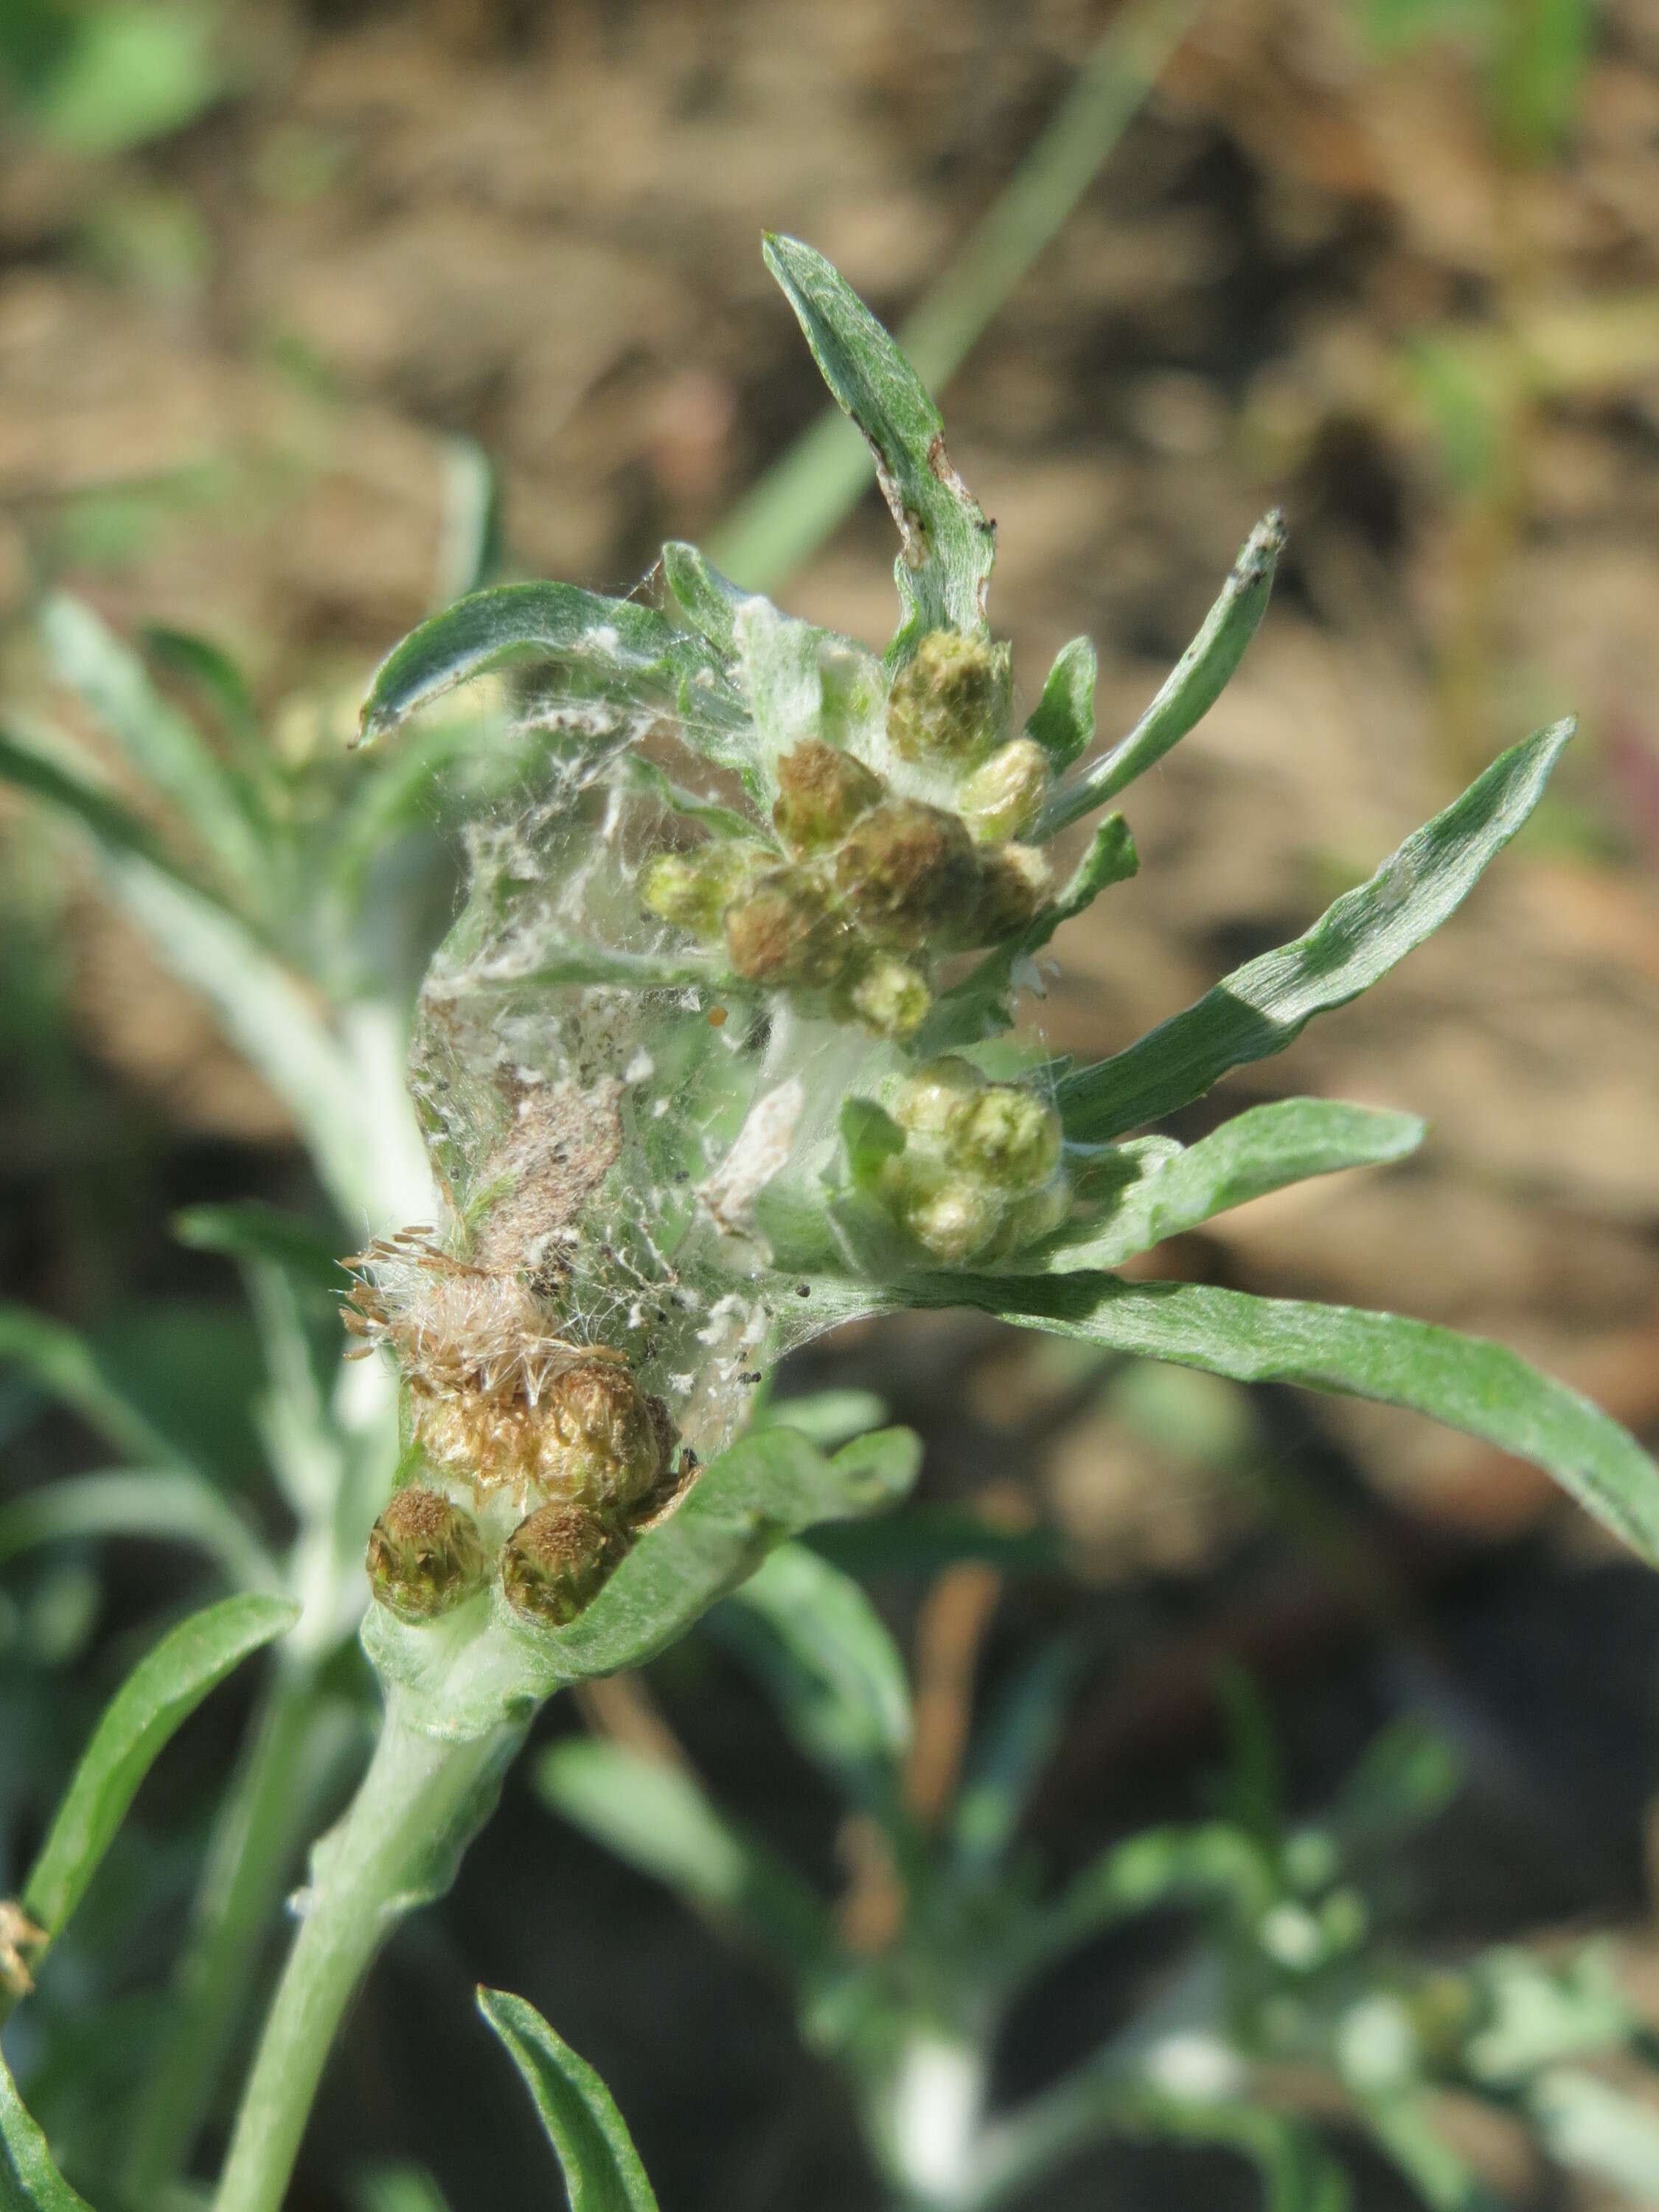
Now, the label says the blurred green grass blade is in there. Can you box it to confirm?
[0,2051,94,2212]
[760,233,995,652]
[714,1543,911,1805]
[7,1595,297,2018]
[141,627,259,745]
[1361,2092,1500,2211]
[1041,1100,1424,1270]
[928,1271,1659,1565]
[709,0,1198,594]
[477,1989,660,2212]
[1039,510,1286,836]
[1056,718,1576,1141]
[434,436,502,605]
[0,1308,181,1467]
[535,1739,830,1976]
[0,1470,274,1590]
[0,724,212,890]
[172,1203,345,1295]
[953,1638,1083,1875]
[1332,1717,1461,1845]
[357,583,742,759]
[41,597,267,887]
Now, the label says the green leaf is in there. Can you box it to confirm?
[1057,718,1576,1141]
[97,857,391,1225]
[1035,1820,1275,1961]
[0,1307,180,1466]
[952,1638,1082,1874]
[839,1096,906,1188]
[661,540,747,657]
[1361,2090,1498,2211]
[41,596,265,887]
[1024,636,1097,773]
[141,625,259,744]
[0,1470,274,1590]
[761,234,995,655]
[0,2051,94,2212]
[1332,1717,1461,1846]
[172,1202,345,1295]
[535,1739,829,1976]
[17,1593,298,1971]
[924,1271,1659,1565]
[1039,511,1285,837]
[1040,1100,1424,1270]
[0,724,211,892]
[918,813,1138,1049]
[1528,2068,1659,2199]
[357,582,740,754]
[477,1988,660,2212]
[352,2166,454,2212]
[714,1543,911,1805]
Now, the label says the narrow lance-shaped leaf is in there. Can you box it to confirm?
[1057,718,1576,1142]
[661,540,747,657]
[712,1541,911,1807]
[7,1593,297,2014]
[952,1638,1083,1875]
[535,1739,830,1977]
[0,2051,95,2212]
[762,233,995,656]
[357,582,743,761]
[478,1989,660,2212]
[0,725,212,895]
[1037,1099,1424,1272]
[922,1271,1659,1566]
[0,1470,275,1592]
[0,1307,181,1467]
[1038,511,1285,837]
[42,595,267,887]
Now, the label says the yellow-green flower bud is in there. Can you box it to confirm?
[947,1085,1061,1190]
[843,953,931,1039]
[959,737,1050,843]
[834,799,981,950]
[501,1500,627,1627]
[724,866,853,987]
[366,1486,487,1622]
[971,842,1053,942]
[536,1357,675,1512]
[892,1056,984,1140]
[641,840,770,939]
[772,739,883,854]
[885,630,1012,766]
[889,1161,1000,1264]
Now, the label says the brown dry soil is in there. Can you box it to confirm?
[10,3,1659,2207]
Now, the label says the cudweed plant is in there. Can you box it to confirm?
[4,234,1659,2211]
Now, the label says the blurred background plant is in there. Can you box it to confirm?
[5,1,1659,2208]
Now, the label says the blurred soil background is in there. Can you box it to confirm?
[8,0,1659,2205]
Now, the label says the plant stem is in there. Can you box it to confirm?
[212,1698,523,2212]
[125,1659,366,2199]
[706,0,1198,591]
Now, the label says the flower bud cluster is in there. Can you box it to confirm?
[873,1057,1067,1264]
[352,1244,680,1632]
[640,628,1056,1039]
